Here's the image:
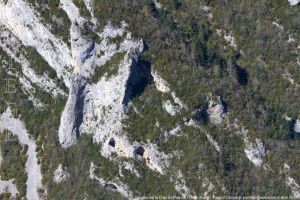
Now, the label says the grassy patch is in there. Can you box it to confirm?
[0,131,28,199]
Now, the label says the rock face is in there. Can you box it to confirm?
[237,126,266,167]
[174,170,192,198]
[207,97,227,125]
[283,164,300,199]
[53,164,70,183]
[294,119,300,133]
[53,0,173,175]
[162,100,180,116]
[122,59,153,106]
[0,0,299,199]
[224,32,237,50]
[0,0,73,86]
[0,0,184,176]
[288,0,300,6]
[286,177,300,198]
[0,108,42,200]
[244,138,266,167]
[57,0,146,149]
[58,80,86,148]
[89,162,134,199]
[195,96,227,125]
[0,178,18,198]
[151,71,170,93]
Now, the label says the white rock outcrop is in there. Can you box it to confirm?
[0,147,2,166]
[202,178,215,199]
[283,163,300,198]
[244,138,266,167]
[224,33,237,50]
[174,170,193,199]
[0,178,18,198]
[152,71,186,116]
[0,108,42,200]
[207,97,226,125]
[0,0,73,87]
[58,80,85,147]
[53,164,70,183]
[161,124,182,142]
[58,0,143,149]
[0,23,66,108]
[119,161,140,177]
[0,0,181,181]
[56,0,173,175]
[151,71,170,93]
[89,162,134,199]
[162,100,180,116]
[288,0,300,6]
[272,21,284,31]
[154,0,163,9]
[206,134,221,153]
[286,177,300,198]
[234,125,266,167]
[294,119,300,133]
[162,92,186,116]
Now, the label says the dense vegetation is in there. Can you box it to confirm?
[26,0,71,45]
[0,132,28,199]
[90,52,126,83]
[0,0,299,199]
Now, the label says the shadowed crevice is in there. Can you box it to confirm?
[74,83,86,137]
[122,58,153,106]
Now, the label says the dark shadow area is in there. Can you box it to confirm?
[105,183,117,190]
[286,119,296,140]
[108,138,115,147]
[174,1,183,10]
[232,53,248,86]
[236,66,248,86]
[143,41,150,52]
[134,146,145,157]
[224,162,236,171]
[74,83,86,138]
[194,103,209,124]
[221,99,229,113]
[82,41,95,62]
[149,2,159,17]
[122,59,153,106]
